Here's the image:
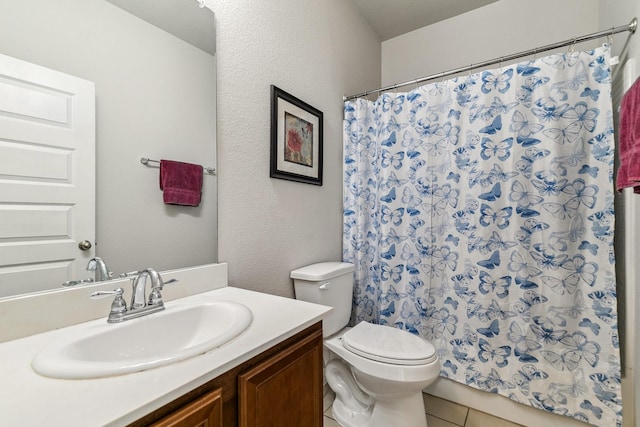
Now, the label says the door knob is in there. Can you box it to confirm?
[78,240,93,251]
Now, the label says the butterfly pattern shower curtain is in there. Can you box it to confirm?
[343,45,621,426]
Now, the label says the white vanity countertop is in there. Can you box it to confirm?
[0,286,331,426]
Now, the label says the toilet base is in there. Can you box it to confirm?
[368,391,427,427]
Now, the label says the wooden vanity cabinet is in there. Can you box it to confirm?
[129,322,323,427]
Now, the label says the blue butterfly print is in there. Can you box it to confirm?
[578,164,599,178]
[380,262,404,283]
[516,136,541,147]
[515,147,551,179]
[479,203,513,229]
[381,131,397,147]
[380,206,405,226]
[406,91,421,102]
[531,316,567,345]
[513,290,548,321]
[445,234,460,246]
[380,228,408,247]
[580,87,600,101]
[562,101,599,132]
[443,360,458,374]
[516,62,541,76]
[380,285,408,305]
[380,187,396,204]
[515,206,540,218]
[481,69,513,94]
[481,368,517,393]
[407,217,425,238]
[580,400,604,419]
[543,121,582,145]
[408,158,426,180]
[479,115,502,135]
[401,187,422,216]
[542,274,579,295]
[381,94,405,114]
[478,250,500,269]
[444,296,459,309]
[479,271,511,298]
[589,373,622,412]
[508,250,543,282]
[380,116,409,135]
[482,231,518,253]
[579,318,601,335]
[510,110,543,137]
[448,109,461,119]
[380,244,396,260]
[380,171,409,191]
[478,338,512,367]
[530,244,568,270]
[477,319,500,338]
[478,182,502,201]
[507,321,542,361]
[509,181,544,209]
[515,277,539,290]
[513,364,549,396]
[516,75,551,107]
[514,217,549,249]
[447,171,460,183]
[561,331,601,367]
[578,240,598,255]
[542,198,580,219]
[381,149,405,169]
[380,300,396,317]
[454,79,479,107]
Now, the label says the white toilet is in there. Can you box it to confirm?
[291,262,440,427]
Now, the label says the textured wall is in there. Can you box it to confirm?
[213,0,381,296]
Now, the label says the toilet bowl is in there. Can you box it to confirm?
[291,262,440,427]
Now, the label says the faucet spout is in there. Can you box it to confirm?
[130,268,163,310]
[86,257,112,281]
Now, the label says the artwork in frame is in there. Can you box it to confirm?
[270,85,323,185]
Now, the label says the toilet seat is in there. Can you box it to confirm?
[342,322,437,366]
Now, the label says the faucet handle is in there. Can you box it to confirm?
[90,288,127,316]
[148,279,178,306]
[119,270,141,279]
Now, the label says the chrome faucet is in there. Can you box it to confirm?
[90,268,177,323]
[86,257,113,281]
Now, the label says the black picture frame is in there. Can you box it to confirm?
[270,85,323,185]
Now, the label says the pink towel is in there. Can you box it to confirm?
[617,77,640,193]
[159,160,203,206]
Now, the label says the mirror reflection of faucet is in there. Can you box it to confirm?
[90,268,178,323]
[86,257,113,281]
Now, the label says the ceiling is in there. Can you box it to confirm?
[351,0,499,41]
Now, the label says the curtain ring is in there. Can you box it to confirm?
[499,56,503,69]
[533,47,538,60]
[468,64,473,77]
[568,38,576,54]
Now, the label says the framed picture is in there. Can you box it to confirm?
[270,85,323,185]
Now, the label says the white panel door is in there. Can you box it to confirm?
[0,53,95,297]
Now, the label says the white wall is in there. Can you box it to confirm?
[213,0,381,297]
[380,1,627,426]
[0,0,217,278]
[382,0,599,87]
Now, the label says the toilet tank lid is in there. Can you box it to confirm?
[290,262,355,281]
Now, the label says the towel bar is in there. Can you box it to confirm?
[140,157,216,175]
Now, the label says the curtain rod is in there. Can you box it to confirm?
[344,18,637,102]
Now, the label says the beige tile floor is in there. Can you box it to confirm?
[323,393,525,427]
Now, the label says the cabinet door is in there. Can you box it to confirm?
[239,328,323,427]
[151,388,223,427]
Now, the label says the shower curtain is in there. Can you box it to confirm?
[343,45,621,426]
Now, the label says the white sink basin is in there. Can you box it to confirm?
[32,300,252,379]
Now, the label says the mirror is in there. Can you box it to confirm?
[0,0,217,298]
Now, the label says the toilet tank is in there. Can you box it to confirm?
[291,262,355,337]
